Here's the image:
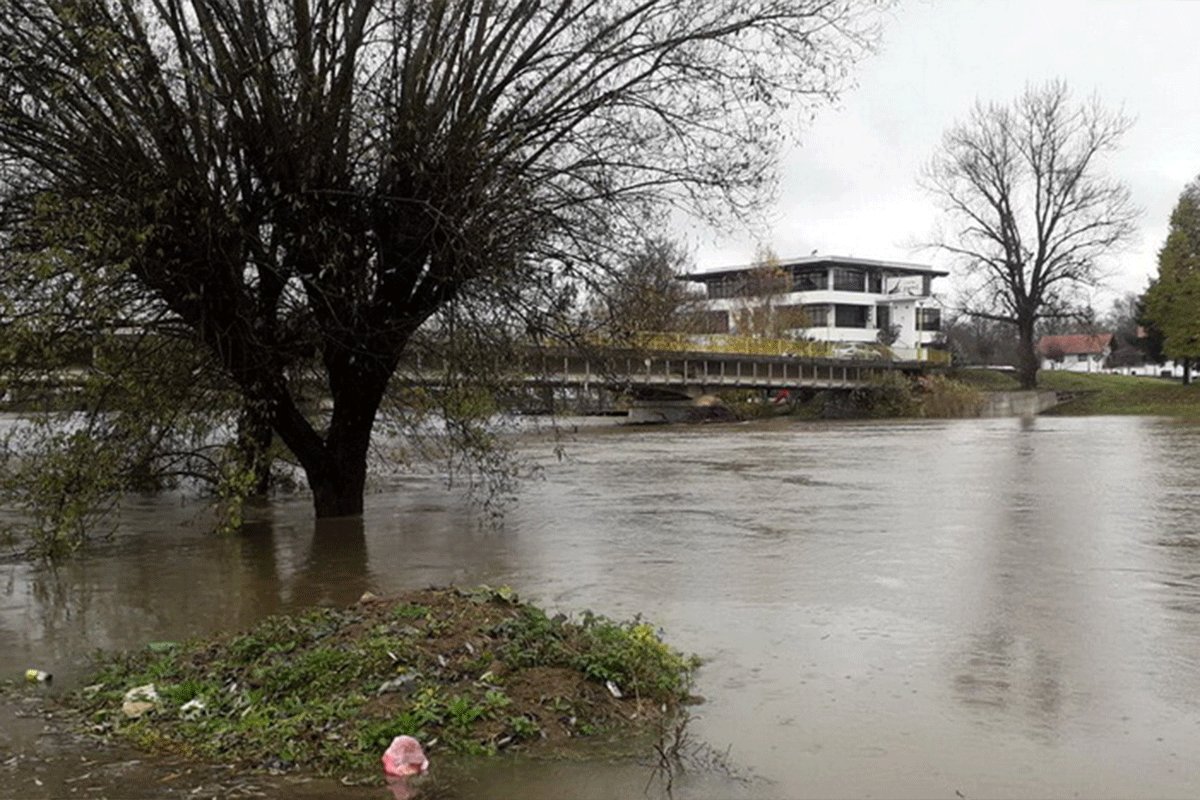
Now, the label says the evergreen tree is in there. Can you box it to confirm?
[1144,177,1200,383]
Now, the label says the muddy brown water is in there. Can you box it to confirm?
[3,414,1200,799]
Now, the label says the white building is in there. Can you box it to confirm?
[681,255,948,354]
[1036,333,1114,373]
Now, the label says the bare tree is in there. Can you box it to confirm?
[0,0,883,523]
[593,236,699,338]
[730,246,809,338]
[942,312,1019,367]
[923,80,1139,389]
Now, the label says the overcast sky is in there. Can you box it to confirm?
[687,0,1200,310]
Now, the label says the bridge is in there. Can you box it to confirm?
[6,333,950,422]
[473,335,950,422]
[520,348,930,391]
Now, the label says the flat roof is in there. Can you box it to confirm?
[681,255,950,281]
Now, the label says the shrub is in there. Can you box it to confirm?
[849,371,919,418]
[919,375,985,417]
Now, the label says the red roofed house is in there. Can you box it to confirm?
[1037,333,1115,373]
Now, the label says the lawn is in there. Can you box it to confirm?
[951,368,1200,416]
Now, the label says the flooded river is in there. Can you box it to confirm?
[3,415,1200,798]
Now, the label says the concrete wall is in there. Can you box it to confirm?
[979,390,1059,417]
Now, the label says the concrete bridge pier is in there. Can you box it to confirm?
[626,386,726,424]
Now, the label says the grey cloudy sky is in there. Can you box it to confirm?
[689,0,1200,307]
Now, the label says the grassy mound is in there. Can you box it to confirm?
[71,587,698,782]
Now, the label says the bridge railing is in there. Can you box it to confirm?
[629,332,952,364]
[631,332,834,358]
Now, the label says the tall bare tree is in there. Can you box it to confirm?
[0,0,883,522]
[923,80,1139,389]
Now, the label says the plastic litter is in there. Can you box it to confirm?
[122,683,160,718]
[382,735,428,777]
[180,698,206,717]
[24,669,51,683]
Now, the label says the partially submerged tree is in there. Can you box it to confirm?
[1143,176,1200,383]
[923,80,1139,389]
[0,0,884,524]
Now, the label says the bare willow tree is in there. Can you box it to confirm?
[923,80,1139,389]
[0,0,883,523]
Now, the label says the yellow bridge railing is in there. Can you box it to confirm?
[632,333,834,358]
[629,333,952,365]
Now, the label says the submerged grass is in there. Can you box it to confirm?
[69,587,698,783]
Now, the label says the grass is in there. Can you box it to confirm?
[1038,371,1200,416]
[948,368,1023,391]
[950,368,1200,416]
[68,587,699,784]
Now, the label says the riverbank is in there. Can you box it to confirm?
[64,587,697,787]
[953,369,1200,416]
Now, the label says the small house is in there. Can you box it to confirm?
[1036,333,1114,373]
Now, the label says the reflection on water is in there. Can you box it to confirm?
[3,415,1200,798]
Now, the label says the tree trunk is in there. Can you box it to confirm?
[1016,316,1039,390]
[308,450,370,518]
[1185,358,1192,386]
[236,401,274,496]
[302,363,392,519]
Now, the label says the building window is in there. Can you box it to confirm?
[1076,353,1090,363]
[791,271,825,292]
[916,308,941,332]
[876,305,890,330]
[834,304,869,328]
[706,278,737,299]
[867,272,882,293]
[832,268,865,292]
[802,304,830,327]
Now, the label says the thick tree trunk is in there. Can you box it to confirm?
[303,362,392,519]
[1016,316,1039,390]
[308,451,370,518]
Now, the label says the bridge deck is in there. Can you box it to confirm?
[512,349,936,392]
